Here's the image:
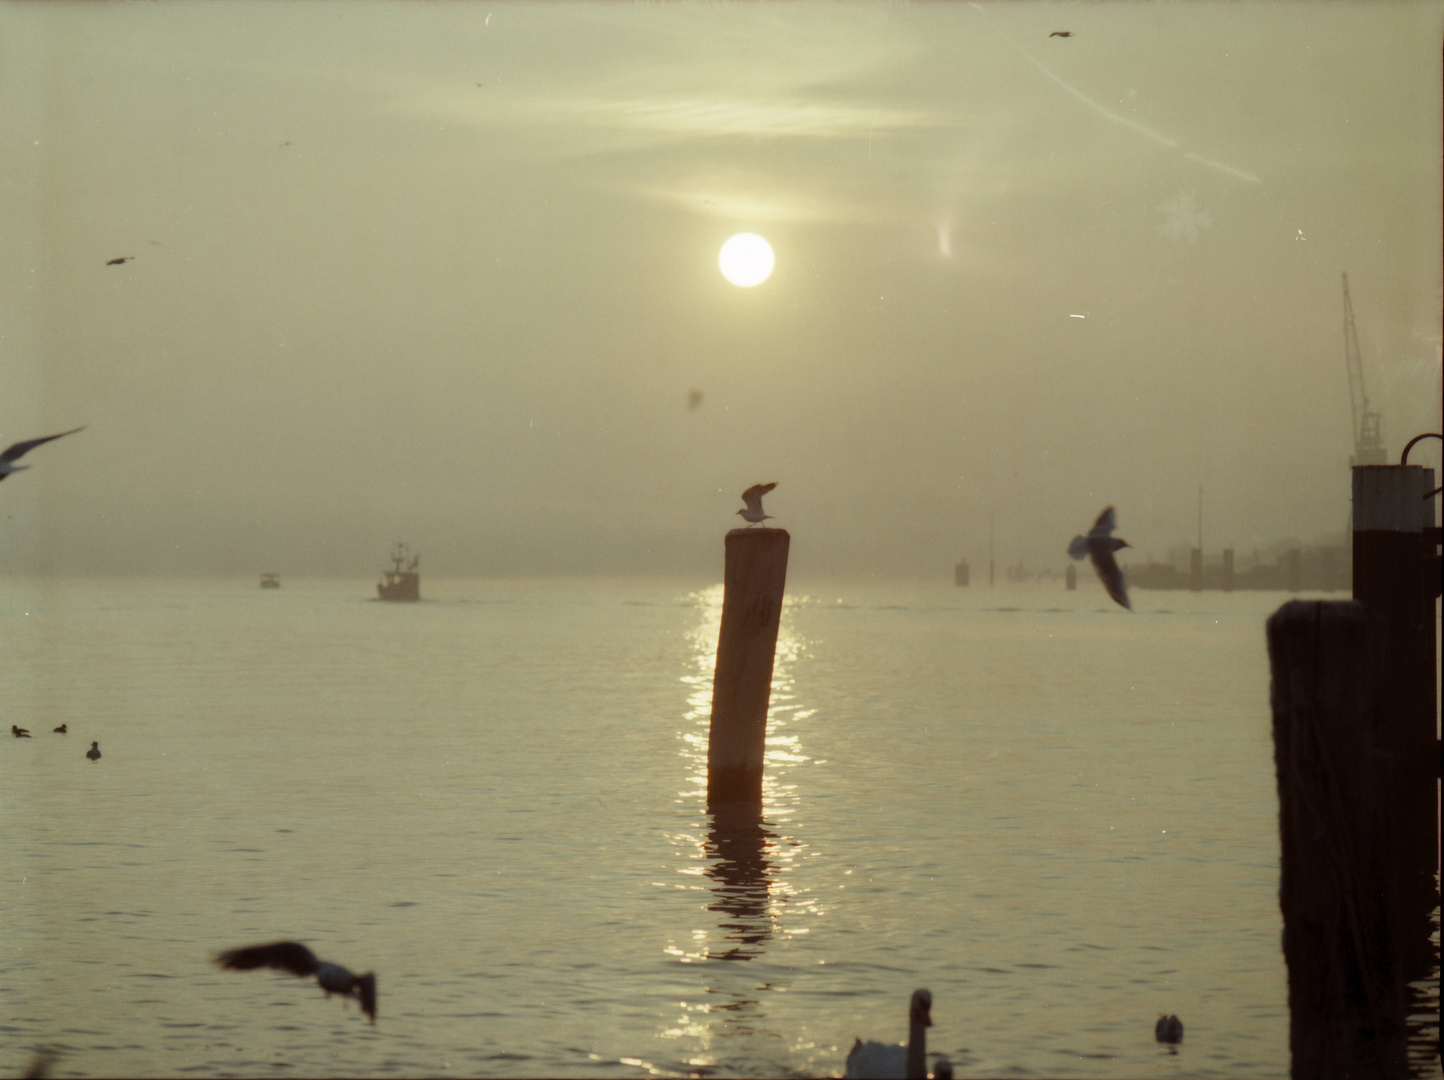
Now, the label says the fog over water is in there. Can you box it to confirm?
[2,2,1440,579]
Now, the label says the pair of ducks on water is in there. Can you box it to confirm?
[10,724,100,760]
[844,989,1184,1079]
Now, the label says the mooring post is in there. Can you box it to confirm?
[1267,600,1408,1079]
[1352,464,1439,980]
[707,528,790,805]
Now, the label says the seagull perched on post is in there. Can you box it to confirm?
[736,482,777,527]
[215,941,376,1023]
[0,428,84,482]
[1068,506,1132,610]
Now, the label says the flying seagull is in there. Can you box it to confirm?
[1,427,85,482]
[12,725,31,738]
[86,741,101,761]
[1049,30,1072,37]
[1067,506,1132,610]
[736,482,777,527]
[215,941,376,1024]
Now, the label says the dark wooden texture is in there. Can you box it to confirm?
[707,528,790,804]
[1267,600,1407,1079]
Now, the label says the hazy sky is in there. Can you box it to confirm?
[3,1,1440,579]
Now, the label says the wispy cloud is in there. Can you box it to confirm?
[568,94,942,141]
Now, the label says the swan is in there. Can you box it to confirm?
[845,988,932,1079]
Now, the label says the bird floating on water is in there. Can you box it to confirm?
[1,428,85,482]
[86,741,101,761]
[215,940,376,1024]
[845,988,932,1079]
[106,256,134,266]
[1155,1014,1184,1044]
[12,725,31,738]
[1068,505,1132,610]
[54,724,67,734]
[736,482,777,527]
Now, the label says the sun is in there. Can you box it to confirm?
[718,233,774,287]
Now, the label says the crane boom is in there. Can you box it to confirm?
[1342,272,1387,465]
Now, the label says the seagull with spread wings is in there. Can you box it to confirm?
[0,428,84,482]
[215,941,377,1023]
[736,482,777,527]
[1068,506,1132,610]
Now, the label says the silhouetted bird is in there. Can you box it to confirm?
[86,741,101,761]
[12,725,31,738]
[1,427,85,482]
[1068,506,1132,610]
[1049,30,1072,37]
[736,482,777,527]
[106,257,134,266]
[845,988,932,1079]
[1155,1014,1183,1043]
[215,941,376,1023]
[54,724,67,734]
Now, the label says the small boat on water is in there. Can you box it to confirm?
[377,543,420,602]
[260,573,281,589]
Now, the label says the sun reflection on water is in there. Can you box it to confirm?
[661,585,827,1063]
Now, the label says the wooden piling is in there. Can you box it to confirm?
[708,528,790,804]
[1267,600,1407,1078]
[1351,464,1439,980]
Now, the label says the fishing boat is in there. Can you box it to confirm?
[259,573,281,589]
[377,543,420,602]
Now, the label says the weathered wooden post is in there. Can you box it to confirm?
[1267,600,1408,1078]
[1351,464,1439,980]
[708,528,790,804]
[1222,547,1235,592]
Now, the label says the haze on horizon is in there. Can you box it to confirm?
[2,2,1440,582]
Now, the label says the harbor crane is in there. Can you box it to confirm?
[1342,272,1387,465]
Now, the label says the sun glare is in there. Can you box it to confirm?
[718,233,774,287]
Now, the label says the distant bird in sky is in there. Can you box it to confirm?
[215,941,377,1024]
[54,724,67,734]
[1155,1014,1184,1044]
[1,427,85,482]
[106,256,134,266]
[86,741,101,761]
[736,482,777,527]
[12,725,31,738]
[845,988,932,1079]
[1068,506,1132,610]
[1049,30,1072,37]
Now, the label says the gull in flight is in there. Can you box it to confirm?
[736,482,777,527]
[215,940,376,1023]
[1068,506,1132,610]
[1,428,85,482]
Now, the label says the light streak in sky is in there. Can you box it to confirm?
[968,3,1261,185]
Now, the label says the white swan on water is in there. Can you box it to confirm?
[845,988,932,1079]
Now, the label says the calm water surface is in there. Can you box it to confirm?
[0,575,1383,1076]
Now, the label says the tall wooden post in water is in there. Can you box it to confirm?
[1352,463,1439,979]
[708,528,790,804]
[1267,600,1408,1078]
